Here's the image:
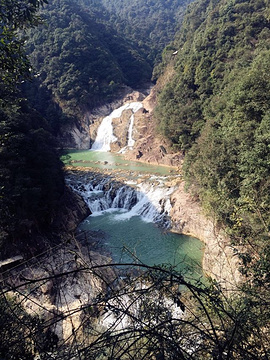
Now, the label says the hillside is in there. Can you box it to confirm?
[0,0,67,259]
[155,0,270,293]
[24,0,151,130]
[24,0,191,134]
[100,0,192,64]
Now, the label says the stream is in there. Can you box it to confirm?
[63,100,204,280]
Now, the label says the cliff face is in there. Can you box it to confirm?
[58,87,142,149]
[170,182,241,289]
[124,89,184,167]
[52,185,91,233]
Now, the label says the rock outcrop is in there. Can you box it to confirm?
[5,238,116,344]
[124,89,184,167]
[53,185,91,232]
[170,181,241,289]
[58,88,145,149]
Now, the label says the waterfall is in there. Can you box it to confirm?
[114,182,174,224]
[66,174,174,227]
[127,114,135,148]
[91,102,142,152]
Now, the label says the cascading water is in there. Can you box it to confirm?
[113,181,174,225]
[91,102,142,152]
[127,113,136,148]
[61,94,203,341]
[67,171,202,333]
[66,97,202,275]
[66,174,173,227]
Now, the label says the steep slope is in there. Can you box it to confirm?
[99,0,192,64]
[24,0,192,141]
[24,0,152,130]
[0,0,66,259]
[155,0,270,290]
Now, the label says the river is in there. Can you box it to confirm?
[62,100,203,280]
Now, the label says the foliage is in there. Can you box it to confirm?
[23,0,153,126]
[155,0,270,289]
[0,0,64,258]
[99,0,192,65]
[1,260,269,359]
[0,102,64,256]
[1,0,270,357]
[0,0,47,93]
[23,0,192,131]
[0,295,41,359]
[155,0,270,151]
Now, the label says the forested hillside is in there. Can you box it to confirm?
[24,0,151,129]
[156,0,270,286]
[1,0,270,358]
[24,0,190,132]
[100,0,192,64]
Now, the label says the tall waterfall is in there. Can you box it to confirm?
[66,174,175,227]
[91,102,142,152]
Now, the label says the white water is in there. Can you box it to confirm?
[66,174,174,227]
[91,102,142,152]
[127,113,135,148]
[113,182,174,223]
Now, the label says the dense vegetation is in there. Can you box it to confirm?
[100,0,192,64]
[0,0,64,258]
[23,0,191,131]
[156,0,270,323]
[24,0,151,123]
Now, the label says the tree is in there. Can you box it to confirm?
[1,243,269,359]
[0,0,48,95]
[0,0,64,258]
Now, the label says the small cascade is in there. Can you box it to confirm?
[91,102,142,152]
[114,182,174,224]
[111,186,138,209]
[66,174,174,227]
[127,114,135,148]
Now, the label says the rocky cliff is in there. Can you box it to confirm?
[170,181,241,289]
[52,185,91,233]
[5,236,116,345]
[123,88,184,167]
[58,87,145,149]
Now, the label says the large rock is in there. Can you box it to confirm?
[170,181,241,290]
[110,109,133,152]
[121,87,184,167]
[6,239,116,344]
[53,185,90,232]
